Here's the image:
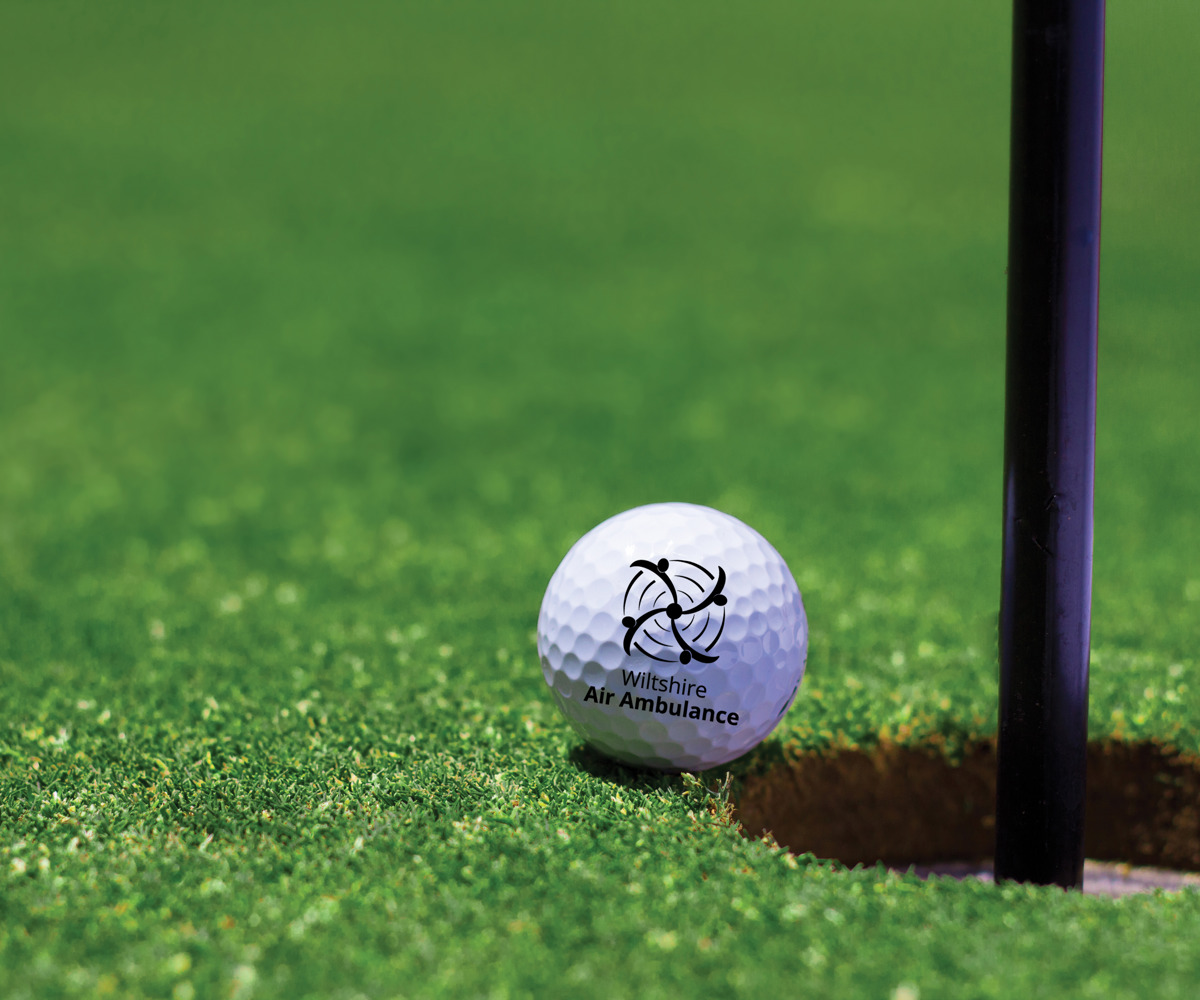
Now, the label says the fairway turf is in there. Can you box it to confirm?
[3,1,1200,997]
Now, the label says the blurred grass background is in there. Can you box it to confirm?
[2,0,1197,730]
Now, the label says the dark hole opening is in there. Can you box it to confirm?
[735,740,1200,873]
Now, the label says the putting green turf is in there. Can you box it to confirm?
[3,1,1200,996]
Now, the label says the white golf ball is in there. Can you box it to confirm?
[537,502,808,771]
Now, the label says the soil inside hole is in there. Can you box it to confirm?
[735,740,1200,872]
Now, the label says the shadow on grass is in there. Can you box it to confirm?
[565,740,781,787]
[566,744,687,789]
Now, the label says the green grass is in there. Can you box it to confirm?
[2,1,1200,996]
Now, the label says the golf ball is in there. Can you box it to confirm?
[537,502,807,771]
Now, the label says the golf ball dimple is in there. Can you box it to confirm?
[537,502,808,771]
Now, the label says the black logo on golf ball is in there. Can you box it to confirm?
[621,558,727,664]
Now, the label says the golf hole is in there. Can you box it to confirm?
[735,740,1200,880]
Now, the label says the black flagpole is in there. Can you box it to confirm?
[995,0,1106,888]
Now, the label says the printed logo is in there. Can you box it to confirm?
[621,557,728,664]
